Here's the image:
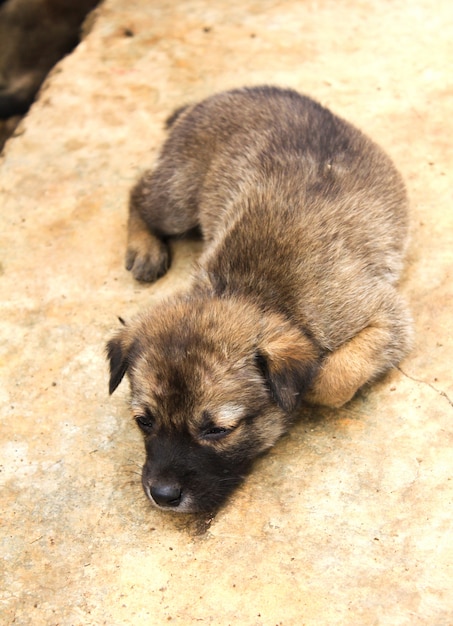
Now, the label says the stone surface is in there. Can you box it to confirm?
[1,0,452,624]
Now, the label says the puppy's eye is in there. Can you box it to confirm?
[135,411,154,433]
[202,426,231,441]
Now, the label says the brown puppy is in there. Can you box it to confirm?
[107,86,412,514]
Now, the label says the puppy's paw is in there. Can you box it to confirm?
[304,348,368,409]
[125,233,169,282]
[304,384,355,409]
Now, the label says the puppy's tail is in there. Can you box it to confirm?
[165,104,190,129]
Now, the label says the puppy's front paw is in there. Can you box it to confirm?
[125,233,169,282]
[304,384,355,409]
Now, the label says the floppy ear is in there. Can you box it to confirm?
[256,317,320,413]
[106,327,134,394]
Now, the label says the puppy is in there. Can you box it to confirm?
[107,86,412,514]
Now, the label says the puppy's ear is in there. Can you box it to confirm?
[106,327,134,394]
[257,317,320,412]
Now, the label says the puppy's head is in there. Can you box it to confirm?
[107,295,319,513]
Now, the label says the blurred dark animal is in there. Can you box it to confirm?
[0,0,99,147]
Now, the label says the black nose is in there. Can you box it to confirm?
[150,483,182,507]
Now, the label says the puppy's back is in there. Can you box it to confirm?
[152,87,410,349]
[164,86,407,248]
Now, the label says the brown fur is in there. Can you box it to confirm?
[108,86,412,513]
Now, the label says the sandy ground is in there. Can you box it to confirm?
[1,0,452,624]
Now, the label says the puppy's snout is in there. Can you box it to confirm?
[150,483,182,508]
